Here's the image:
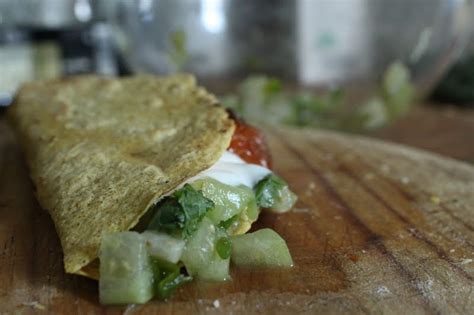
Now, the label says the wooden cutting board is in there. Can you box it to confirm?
[1,118,473,315]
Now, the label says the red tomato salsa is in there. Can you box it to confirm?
[227,114,272,169]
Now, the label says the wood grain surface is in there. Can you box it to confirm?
[375,105,474,163]
[1,117,473,315]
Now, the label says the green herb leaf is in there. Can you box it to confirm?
[168,30,189,70]
[156,273,192,300]
[148,198,185,234]
[263,78,282,95]
[150,256,180,278]
[254,174,287,208]
[215,236,232,259]
[148,184,215,238]
[150,257,192,300]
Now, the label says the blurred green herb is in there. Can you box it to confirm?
[169,30,189,70]
[220,61,414,132]
[287,88,344,127]
[264,78,283,95]
[353,61,415,131]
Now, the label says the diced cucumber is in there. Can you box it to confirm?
[99,232,154,305]
[270,186,297,213]
[191,177,259,232]
[231,228,293,268]
[180,218,230,281]
[244,195,259,222]
[254,174,297,213]
[142,231,185,263]
[194,254,230,281]
[231,196,259,235]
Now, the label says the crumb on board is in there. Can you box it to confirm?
[347,254,359,262]
[293,207,310,213]
[124,304,141,315]
[305,182,317,197]
[380,164,391,173]
[364,173,375,180]
[375,286,391,296]
[430,195,441,204]
[22,301,46,310]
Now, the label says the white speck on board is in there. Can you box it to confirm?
[375,286,391,297]
[364,173,375,180]
[459,258,473,265]
[416,278,435,300]
[380,164,391,173]
[22,301,46,310]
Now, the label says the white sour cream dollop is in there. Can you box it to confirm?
[188,151,271,188]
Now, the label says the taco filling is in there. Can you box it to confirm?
[99,118,296,304]
[7,74,297,306]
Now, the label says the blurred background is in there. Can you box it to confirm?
[1,0,474,138]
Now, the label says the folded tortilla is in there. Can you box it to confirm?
[8,74,235,278]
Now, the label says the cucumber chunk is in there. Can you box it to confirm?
[99,232,154,305]
[231,228,293,268]
[254,174,297,213]
[142,231,185,263]
[181,218,230,281]
[192,177,259,232]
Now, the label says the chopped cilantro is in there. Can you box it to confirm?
[148,184,215,238]
[263,78,282,95]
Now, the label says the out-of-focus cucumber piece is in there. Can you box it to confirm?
[180,218,230,281]
[254,174,297,213]
[142,231,185,264]
[231,228,293,268]
[191,177,259,233]
[99,232,154,305]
